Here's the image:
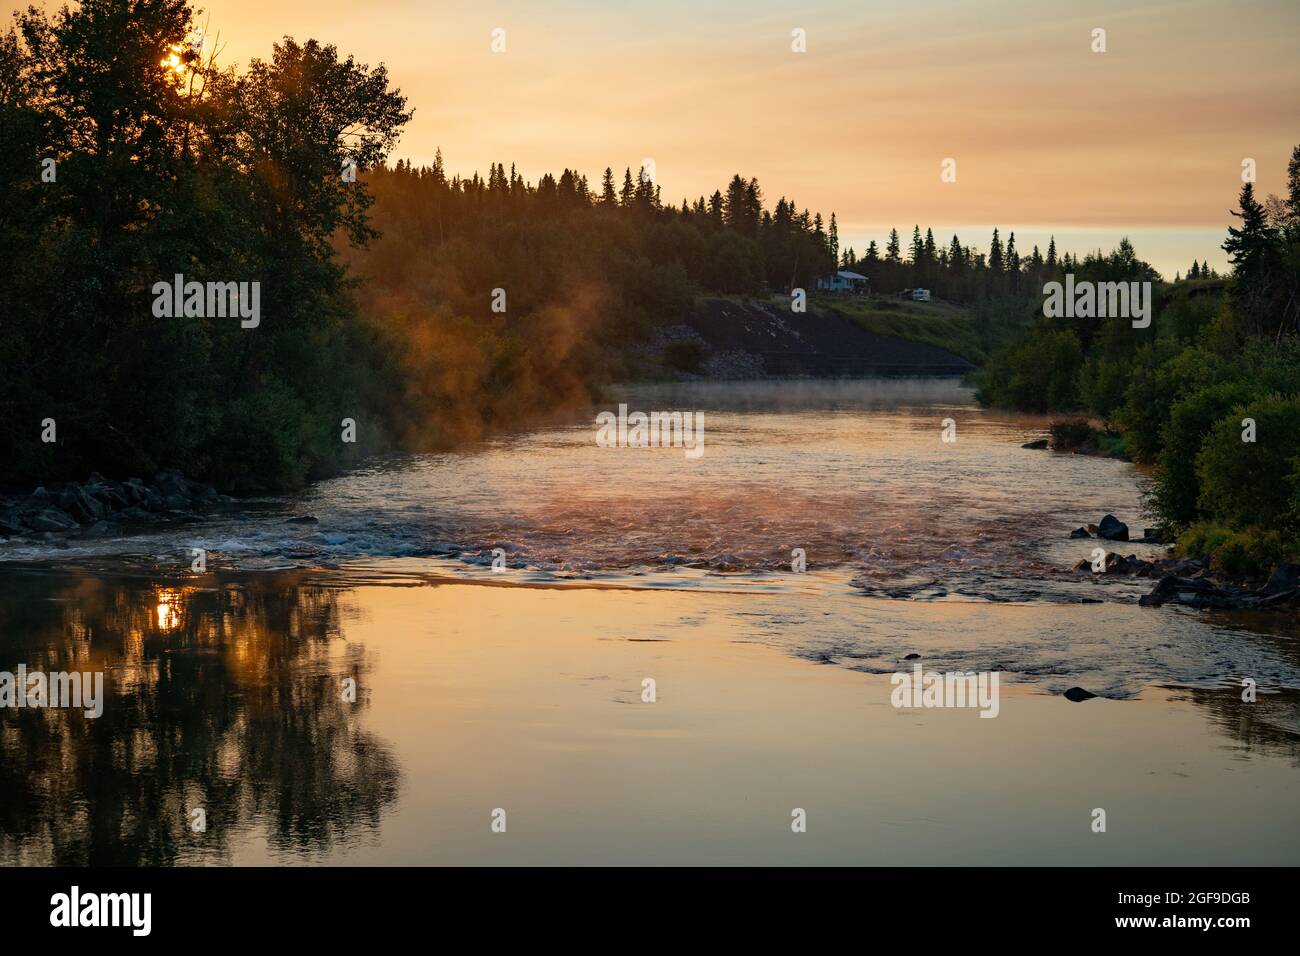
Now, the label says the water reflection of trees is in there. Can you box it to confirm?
[0,570,399,865]
[1172,686,1300,766]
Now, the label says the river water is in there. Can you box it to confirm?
[2,379,1297,864]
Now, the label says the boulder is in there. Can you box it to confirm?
[84,478,129,510]
[0,509,26,535]
[1069,527,1090,539]
[1021,438,1049,449]
[57,484,103,523]
[153,469,192,500]
[1063,687,1098,702]
[24,486,53,510]
[1261,563,1300,596]
[122,478,150,504]
[1097,514,1129,541]
[1139,574,1214,607]
[24,508,79,532]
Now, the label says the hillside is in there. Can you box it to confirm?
[645,297,976,378]
[818,295,1029,365]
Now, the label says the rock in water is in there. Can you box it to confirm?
[1261,563,1300,595]
[1063,687,1098,702]
[1097,514,1129,541]
[1069,527,1090,539]
[1021,438,1049,449]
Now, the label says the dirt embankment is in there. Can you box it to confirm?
[650,298,975,378]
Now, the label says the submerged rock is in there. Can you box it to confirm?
[1063,687,1098,702]
[286,515,320,524]
[1021,438,1049,449]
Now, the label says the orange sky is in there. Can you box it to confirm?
[181,0,1298,274]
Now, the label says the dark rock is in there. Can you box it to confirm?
[57,484,103,523]
[1086,524,1100,535]
[162,493,191,511]
[122,478,149,504]
[903,653,921,660]
[84,479,129,510]
[153,469,192,500]
[1069,527,1090,539]
[0,509,26,535]
[1021,438,1049,449]
[286,515,319,524]
[1139,574,1214,607]
[1063,687,1098,702]
[1257,589,1300,608]
[1097,514,1129,541]
[24,508,79,532]
[1261,563,1300,596]
[25,486,53,510]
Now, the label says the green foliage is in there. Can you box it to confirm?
[1194,393,1300,531]
[978,159,1300,548]
[974,322,1082,410]
[821,295,1024,364]
[1150,381,1261,527]
[1077,353,1132,422]
[0,0,410,491]
[1176,523,1290,579]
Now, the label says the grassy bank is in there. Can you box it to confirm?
[818,294,1031,365]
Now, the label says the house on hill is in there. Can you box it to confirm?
[816,270,868,294]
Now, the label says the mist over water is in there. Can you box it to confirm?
[4,378,1298,697]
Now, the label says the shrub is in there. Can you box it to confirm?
[1175,522,1234,561]
[1194,394,1300,531]
[1177,523,1288,579]
[975,323,1082,410]
[1149,380,1261,528]
[1049,419,1095,450]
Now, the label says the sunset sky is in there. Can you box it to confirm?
[191,0,1295,275]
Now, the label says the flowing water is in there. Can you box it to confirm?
[2,379,1298,865]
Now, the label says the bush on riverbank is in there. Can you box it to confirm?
[1176,523,1289,579]
[977,147,1300,558]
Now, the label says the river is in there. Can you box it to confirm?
[2,379,1297,864]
